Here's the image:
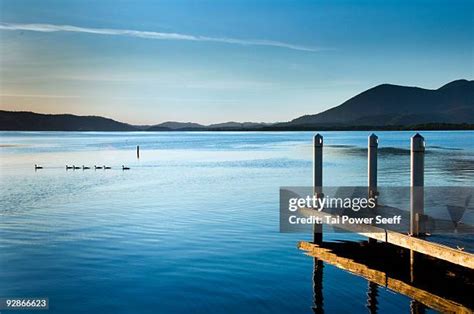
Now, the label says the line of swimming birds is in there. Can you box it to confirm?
[34,164,130,170]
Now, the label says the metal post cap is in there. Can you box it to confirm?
[314,134,323,146]
[369,133,378,147]
[411,133,425,152]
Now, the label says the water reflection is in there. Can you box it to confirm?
[312,258,324,314]
[366,281,379,314]
[306,241,473,313]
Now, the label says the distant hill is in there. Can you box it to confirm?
[147,121,270,131]
[287,79,474,127]
[148,121,205,131]
[208,121,271,130]
[0,110,137,131]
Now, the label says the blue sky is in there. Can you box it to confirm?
[0,0,472,124]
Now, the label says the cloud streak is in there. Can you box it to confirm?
[0,22,322,52]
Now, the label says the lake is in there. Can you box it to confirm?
[0,131,473,313]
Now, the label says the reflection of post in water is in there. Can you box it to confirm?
[410,300,426,314]
[410,250,417,283]
[312,257,324,314]
[366,281,379,314]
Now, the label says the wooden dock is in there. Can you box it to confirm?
[303,133,474,268]
[292,133,474,312]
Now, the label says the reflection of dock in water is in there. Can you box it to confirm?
[301,240,474,313]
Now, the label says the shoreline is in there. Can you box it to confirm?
[1,124,474,132]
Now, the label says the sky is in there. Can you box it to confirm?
[0,0,473,125]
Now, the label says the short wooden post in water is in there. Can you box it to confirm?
[313,134,323,244]
[137,145,140,159]
[368,133,378,244]
[410,133,425,236]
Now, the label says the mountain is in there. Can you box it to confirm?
[287,79,474,127]
[147,121,271,131]
[0,110,137,131]
[148,121,205,131]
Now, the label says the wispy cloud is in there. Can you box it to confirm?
[0,93,239,102]
[0,93,83,99]
[0,22,322,52]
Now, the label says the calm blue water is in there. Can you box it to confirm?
[0,131,473,313]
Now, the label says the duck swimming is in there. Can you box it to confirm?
[82,165,91,170]
[34,164,43,170]
[122,165,130,170]
[66,165,73,170]
[103,165,111,169]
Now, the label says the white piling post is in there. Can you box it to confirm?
[368,133,378,244]
[410,133,425,236]
[313,134,323,244]
[314,134,323,193]
[368,133,378,199]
